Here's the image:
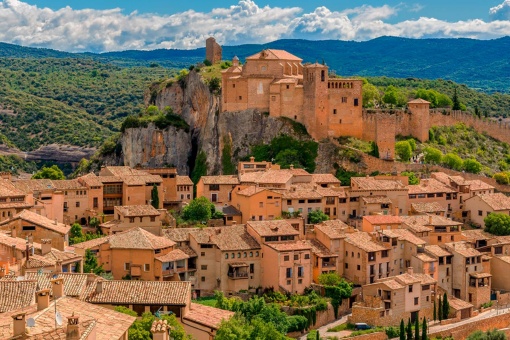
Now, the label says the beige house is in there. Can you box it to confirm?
[196,175,239,204]
[402,214,463,246]
[100,204,163,235]
[464,193,510,228]
[0,178,32,223]
[424,245,454,296]
[231,186,282,223]
[407,178,457,219]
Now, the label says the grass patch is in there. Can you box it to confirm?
[193,296,217,307]
[327,323,355,332]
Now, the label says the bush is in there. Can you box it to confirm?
[423,146,443,164]
[494,172,510,185]
[485,213,510,235]
[464,158,483,174]
[442,153,464,171]
[395,141,412,162]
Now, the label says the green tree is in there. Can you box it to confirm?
[69,223,84,245]
[400,319,406,340]
[406,319,413,340]
[464,158,482,174]
[433,299,437,321]
[145,105,160,116]
[423,147,443,164]
[493,172,510,185]
[422,317,427,340]
[83,249,104,275]
[181,196,214,223]
[150,183,159,209]
[442,153,464,171]
[362,81,381,107]
[401,171,420,185]
[308,209,330,224]
[467,329,507,340]
[452,88,461,111]
[438,296,443,321]
[484,213,510,235]
[395,141,412,162]
[318,272,341,286]
[414,317,420,340]
[32,165,65,180]
[442,293,449,320]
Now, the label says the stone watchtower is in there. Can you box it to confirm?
[303,63,329,140]
[206,37,222,64]
[408,98,431,142]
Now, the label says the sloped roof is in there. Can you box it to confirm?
[116,204,160,217]
[11,179,54,194]
[381,229,426,246]
[0,280,37,313]
[411,202,446,214]
[24,272,93,299]
[0,232,42,251]
[0,178,25,197]
[108,227,175,250]
[155,248,190,262]
[201,175,240,185]
[311,174,341,185]
[306,239,338,258]
[247,220,299,237]
[184,302,235,329]
[266,240,312,252]
[445,241,481,257]
[351,177,407,191]
[363,215,402,225]
[425,245,452,257]
[408,98,430,104]
[246,49,302,61]
[470,193,510,211]
[314,220,350,239]
[1,209,70,235]
[78,173,103,187]
[408,178,456,194]
[345,232,387,252]
[177,175,193,186]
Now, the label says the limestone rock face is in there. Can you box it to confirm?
[120,70,310,175]
[0,144,96,163]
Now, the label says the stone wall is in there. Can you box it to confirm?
[206,37,222,64]
[349,332,388,340]
[429,311,510,340]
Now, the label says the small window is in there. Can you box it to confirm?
[201,265,207,270]
[124,263,130,271]
[239,96,242,100]
[414,297,419,305]
[144,264,150,272]
[225,253,228,259]
[76,202,80,208]
[201,252,205,257]
[357,265,360,271]
[255,251,259,257]
[354,98,359,106]
[333,109,337,114]
[232,84,236,88]
[284,255,289,261]
[286,85,290,89]
[294,254,299,260]
[201,276,205,282]
[250,252,253,257]
[409,285,413,293]
[304,254,310,259]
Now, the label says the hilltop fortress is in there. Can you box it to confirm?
[209,39,510,160]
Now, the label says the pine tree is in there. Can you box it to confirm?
[406,319,413,340]
[421,317,427,340]
[452,88,461,111]
[438,296,443,321]
[442,293,449,320]
[316,329,320,340]
[151,183,159,209]
[400,319,406,340]
[433,299,437,321]
[414,317,420,340]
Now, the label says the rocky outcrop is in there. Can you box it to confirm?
[0,144,96,163]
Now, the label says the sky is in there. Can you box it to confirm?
[0,0,509,52]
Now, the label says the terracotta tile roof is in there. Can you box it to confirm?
[24,273,93,298]
[177,175,193,186]
[448,296,473,310]
[315,187,346,197]
[266,240,312,252]
[314,220,350,239]
[155,248,190,262]
[445,241,481,257]
[425,245,452,257]
[247,220,299,237]
[201,175,240,185]
[0,280,37,312]
[351,177,407,191]
[212,225,261,251]
[345,232,387,252]
[178,245,198,257]
[402,215,461,231]
[472,193,510,211]
[78,173,103,187]
[2,209,71,235]
[378,279,404,290]
[467,180,494,191]
[98,175,123,183]
[24,254,55,269]
[0,297,135,340]
[394,273,425,285]
[164,227,196,242]
[280,187,323,200]
[0,202,33,209]
[381,229,426,246]
[363,215,402,225]
[86,281,191,305]
[101,166,150,177]
[246,49,302,61]
[72,235,110,249]
[469,272,491,279]
[490,235,510,245]
[408,178,456,194]
[462,229,494,242]
[493,255,510,264]
[108,227,175,250]
[414,253,437,262]
[43,249,82,264]
[361,196,392,204]
[240,169,300,185]
[51,180,86,190]
[411,202,446,213]
[222,205,242,216]
[184,302,235,329]
[116,204,160,217]
[151,319,170,333]
[0,232,42,251]
[0,178,25,197]
[121,174,162,185]
[11,179,54,194]
[306,239,338,258]
[408,98,430,104]
[235,186,267,197]
[311,174,341,185]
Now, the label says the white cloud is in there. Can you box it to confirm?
[0,0,508,52]
[490,0,510,21]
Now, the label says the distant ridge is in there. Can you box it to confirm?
[0,37,509,92]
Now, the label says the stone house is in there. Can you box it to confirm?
[464,193,510,228]
[231,186,282,223]
[99,204,164,235]
[402,214,463,246]
[196,175,239,205]
[0,178,32,223]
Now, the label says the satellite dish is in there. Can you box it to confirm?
[27,318,36,327]
[55,312,63,327]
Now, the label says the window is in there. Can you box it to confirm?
[93,197,98,208]
[414,297,419,305]
[201,265,207,270]
[201,276,205,282]
[341,97,347,103]
[294,254,299,260]
[333,109,337,114]
[357,265,361,271]
[478,210,483,216]
[129,217,135,223]
[225,253,228,259]
[22,226,36,231]
[304,254,310,259]
[243,252,247,258]
[259,202,263,208]
[284,255,289,261]
[201,252,205,257]
[250,252,253,257]
[297,266,304,277]
[209,184,220,191]
[144,264,150,272]
[255,251,259,257]
[124,263,130,271]
[286,268,292,278]
[239,96,242,100]
[408,285,413,293]
[76,202,80,208]
[250,263,254,274]
[150,216,156,222]
[354,98,359,106]
[438,236,442,242]
[345,263,348,269]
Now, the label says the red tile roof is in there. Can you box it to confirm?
[247,220,299,237]
[1,209,70,235]
[184,302,234,329]
[363,215,402,225]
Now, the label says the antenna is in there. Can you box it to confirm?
[55,311,63,327]
[27,318,36,327]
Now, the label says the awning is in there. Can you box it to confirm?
[229,262,248,268]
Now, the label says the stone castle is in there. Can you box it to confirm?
[207,38,510,160]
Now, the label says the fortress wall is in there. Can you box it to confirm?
[375,113,397,160]
[361,112,377,141]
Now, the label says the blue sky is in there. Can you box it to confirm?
[1,0,509,52]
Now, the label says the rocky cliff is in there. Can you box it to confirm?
[113,70,309,175]
[0,144,96,163]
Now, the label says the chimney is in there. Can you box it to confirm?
[11,227,16,238]
[54,219,58,225]
[395,207,399,217]
[249,156,255,163]
[56,260,63,273]
[36,289,51,311]
[96,280,103,294]
[51,278,64,299]
[428,215,433,225]
[151,319,170,340]
[41,239,52,255]
[86,273,97,285]
[232,221,236,225]
[66,313,81,340]
[12,312,26,337]
[407,267,414,275]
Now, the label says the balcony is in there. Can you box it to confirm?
[228,272,248,279]
[162,269,175,277]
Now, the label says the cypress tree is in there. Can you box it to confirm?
[414,317,420,340]
[438,296,443,321]
[442,293,449,320]
[433,299,437,321]
[151,183,159,209]
[316,329,320,340]
[452,88,461,111]
[406,319,413,340]
[421,317,427,340]
[400,319,406,340]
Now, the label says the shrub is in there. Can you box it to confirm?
[442,153,464,171]
[464,158,483,174]
[494,172,510,185]
[423,147,443,164]
[395,141,412,162]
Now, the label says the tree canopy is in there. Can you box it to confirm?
[485,213,510,236]
[32,165,65,180]
[308,209,330,224]
[181,196,215,223]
